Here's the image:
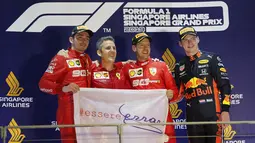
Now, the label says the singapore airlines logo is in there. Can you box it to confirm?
[162,48,176,72]
[169,103,182,119]
[224,125,236,140]
[6,72,24,96]
[8,118,26,143]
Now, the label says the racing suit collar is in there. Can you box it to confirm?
[68,48,86,57]
[187,51,202,61]
[98,63,117,71]
[136,58,152,66]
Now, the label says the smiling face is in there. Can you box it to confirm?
[132,38,151,61]
[179,34,200,56]
[98,40,117,63]
[70,31,90,53]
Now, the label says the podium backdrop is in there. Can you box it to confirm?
[1,0,254,143]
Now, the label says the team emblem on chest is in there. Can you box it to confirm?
[179,65,185,71]
[149,67,157,76]
[116,73,120,79]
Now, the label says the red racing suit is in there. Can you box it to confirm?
[91,63,131,89]
[123,58,180,143]
[39,48,92,143]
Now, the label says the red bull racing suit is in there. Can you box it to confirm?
[174,51,231,143]
[123,58,181,143]
[39,48,92,143]
[91,63,131,89]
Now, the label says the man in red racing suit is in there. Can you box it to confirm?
[90,36,131,89]
[39,25,93,143]
[123,33,182,143]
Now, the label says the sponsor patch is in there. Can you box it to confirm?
[66,59,82,68]
[72,70,87,77]
[149,80,160,83]
[129,68,143,78]
[218,63,224,67]
[200,69,208,76]
[220,67,227,72]
[217,56,222,62]
[223,95,231,105]
[199,99,206,103]
[132,78,149,86]
[198,64,209,68]
[46,66,54,73]
[198,59,209,64]
[45,58,57,73]
[94,71,110,79]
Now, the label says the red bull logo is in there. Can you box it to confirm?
[185,77,207,90]
[185,77,212,99]
[185,87,213,99]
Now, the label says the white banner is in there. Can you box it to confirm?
[73,88,169,143]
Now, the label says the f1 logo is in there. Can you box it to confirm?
[6,2,123,33]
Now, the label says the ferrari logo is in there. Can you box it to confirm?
[116,73,120,79]
[149,68,157,76]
